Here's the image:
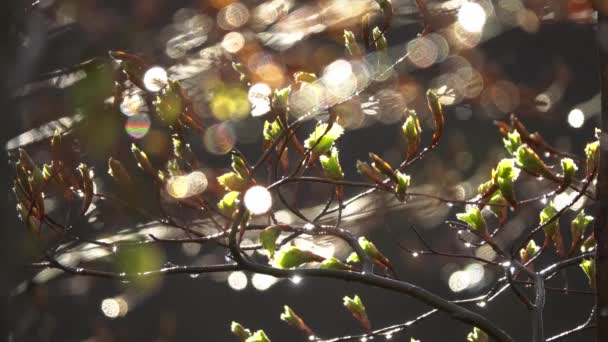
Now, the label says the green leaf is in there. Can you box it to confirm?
[231,153,250,178]
[492,158,520,207]
[272,86,291,113]
[502,130,522,155]
[585,140,599,175]
[395,171,411,201]
[320,148,344,180]
[358,236,391,267]
[402,110,421,161]
[304,123,344,155]
[410,339,421,342]
[571,210,593,239]
[372,27,387,50]
[218,172,246,192]
[346,252,360,263]
[540,201,559,238]
[343,295,366,316]
[218,191,240,217]
[456,207,487,235]
[560,158,577,183]
[263,120,282,142]
[467,327,488,342]
[293,71,317,84]
[488,192,507,217]
[344,30,361,56]
[259,226,282,258]
[319,257,351,270]
[280,306,312,335]
[520,239,540,263]
[272,246,325,269]
[580,258,595,288]
[245,330,271,342]
[515,145,552,178]
[426,90,444,144]
[343,295,371,331]
[231,321,252,341]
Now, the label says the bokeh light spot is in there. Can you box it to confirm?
[568,108,585,128]
[458,2,487,33]
[143,66,169,92]
[221,31,246,53]
[125,114,151,139]
[204,123,236,155]
[244,185,272,215]
[228,271,248,290]
[166,171,209,199]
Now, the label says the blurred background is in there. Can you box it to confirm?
[1,0,605,341]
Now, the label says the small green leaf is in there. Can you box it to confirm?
[456,207,487,235]
[488,192,507,218]
[584,140,599,175]
[231,153,250,179]
[395,171,411,202]
[272,86,291,113]
[402,111,421,161]
[344,30,361,56]
[358,236,391,267]
[304,122,344,155]
[280,306,313,336]
[231,321,252,341]
[320,148,344,180]
[218,191,240,217]
[272,246,325,269]
[515,145,553,179]
[540,201,559,238]
[520,239,540,263]
[343,295,366,316]
[245,330,271,342]
[259,226,281,258]
[218,172,246,192]
[560,158,577,184]
[319,257,351,270]
[263,120,282,142]
[492,158,520,207]
[343,295,371,331]
[571,210,593,240]
[502,130,522,155]
[372,27,387,51]
[346,252,360,263]
[426,90,444,144]
[580,258,595,288]
[467,327,488,342]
